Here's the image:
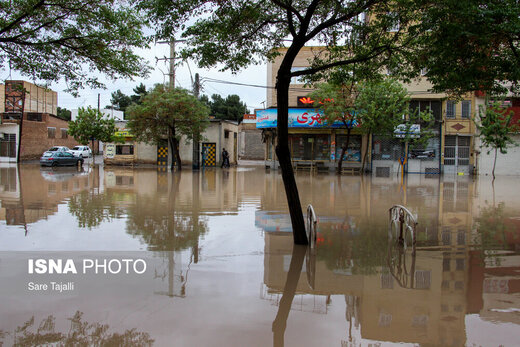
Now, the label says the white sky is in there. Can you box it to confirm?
[4,42,268,113]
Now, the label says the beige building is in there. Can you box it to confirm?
[261,47,485,176]
[103,119,239,169]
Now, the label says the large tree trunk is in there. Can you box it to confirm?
[169,125,182,171]
[276,59,308,245]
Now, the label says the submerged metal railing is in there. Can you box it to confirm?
[388,205,418,247]
[306,204,318,249]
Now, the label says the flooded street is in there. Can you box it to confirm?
[1,163,520,346]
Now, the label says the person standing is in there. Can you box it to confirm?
[221,148,230,168]
[201,147,207,169]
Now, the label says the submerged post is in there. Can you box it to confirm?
[388,205,418,247]
[306,204,318,249]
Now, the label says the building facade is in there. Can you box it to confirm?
[0,81,78,162]
[103,119,239,169]
[260,48,486,175]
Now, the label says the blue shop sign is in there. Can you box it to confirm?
[256,108,358,128]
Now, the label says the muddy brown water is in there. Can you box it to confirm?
[0,164,519,346]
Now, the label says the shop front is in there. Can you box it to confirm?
[257,108,365,171]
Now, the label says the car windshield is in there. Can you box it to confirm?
[72,147,81,150]
[42,152,53,157]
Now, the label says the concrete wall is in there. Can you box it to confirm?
[478,134,520,176]
[20,114,79,160]
[239,129,264,160]
[179,120,239,166]
[267,47,327,108]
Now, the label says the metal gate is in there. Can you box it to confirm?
[157,141,168,172]
[201,143,216,167]
[444,135,470,175]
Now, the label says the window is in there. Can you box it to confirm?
[0,134,16,158]
[47,127,56,138]
[290,67,306,84]
[61,128,68,139]
[461,100,471,119]
[27,113,42,121]
[224,130,230,139]
[336,135,361,162]
[446,101,456,119]
[289,134,330,160]
[116,145,134,155]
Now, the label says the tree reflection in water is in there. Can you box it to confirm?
[1,311,153,346]
[68,190,126,229]
[316,217,388,275]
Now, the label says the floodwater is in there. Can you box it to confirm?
[1,163,519,346]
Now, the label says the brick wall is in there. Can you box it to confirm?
[20,113,80,160]
[239,130,264,160]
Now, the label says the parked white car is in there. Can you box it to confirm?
[44,146,72,155]
[70,145,92,158]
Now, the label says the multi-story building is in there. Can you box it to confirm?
[258,47,488,176]
[0,80,78,162]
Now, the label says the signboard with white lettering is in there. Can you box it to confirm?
[256,108,358,129]
[105,144,116,158]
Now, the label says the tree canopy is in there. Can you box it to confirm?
[68,106,122,150]
[0,0,150,95]
[201,94,249,121]
[418,0,520,95]
[108,83,149,113]
[126,85,209,170]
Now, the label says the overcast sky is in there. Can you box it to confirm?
[5,41,268,113]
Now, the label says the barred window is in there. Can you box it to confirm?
[446,101,456,119]
[47,127,56,138]
[116,145,134,155]
[461,100,471,119]
[27,113,42,122]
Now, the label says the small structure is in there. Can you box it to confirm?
[103,119,239,168]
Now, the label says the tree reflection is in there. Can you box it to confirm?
[316,218,388,275]
[475,202,519,265]
[125,195,207,251]
[1,311,153,346]
[68,191,125,229]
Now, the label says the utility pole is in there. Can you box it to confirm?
[193,73,201,170]
[157,39,185,89]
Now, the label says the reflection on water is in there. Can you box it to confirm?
[0,164,520,346]
[1,311,153,346]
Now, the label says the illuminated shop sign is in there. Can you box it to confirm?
[256,108,358,129]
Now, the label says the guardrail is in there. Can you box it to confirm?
[306,204,318,249]
[388,205,418,247]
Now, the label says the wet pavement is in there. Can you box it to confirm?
[0,163,519,346]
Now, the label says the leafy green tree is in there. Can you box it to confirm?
[207,94,248,121]
[56,107,71,121]
[140,0,424,244]
[0,0,150,95]
[418,0,520,95]
[109,90,132,112]
[309,82,358,172]
[126,85,209,171]
[68,106,122,152]
[476,100,519,179]
[131,83,149,104]
[354,79,434,170]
